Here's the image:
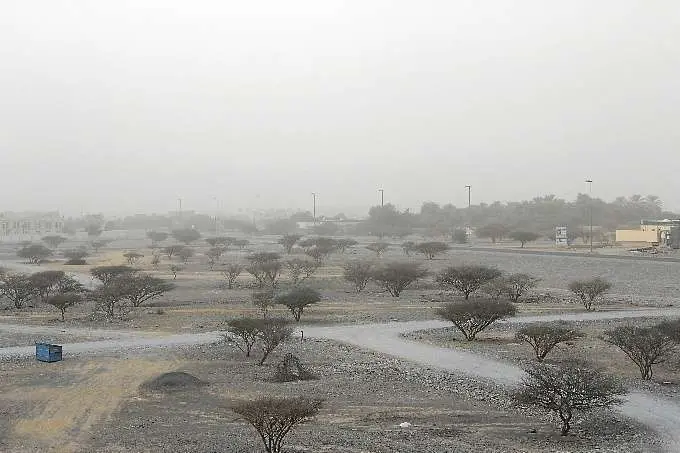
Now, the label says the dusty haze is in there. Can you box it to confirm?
[1,0,679,216]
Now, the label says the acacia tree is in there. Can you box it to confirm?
[343,261,373,293]
[252,291,275,318]
[257,318,294,365]
[177,247,195,264]
[231,397,323,453]
[91,265,136,285]
[366,242,389,257]
[225,318,261,357]
[436,265,502,299]
[437,299,516,341]
[42,235,67,249]
[63,248,89,265]
[17,244,52,265]
[46,292,83,321]
[401,241,416,256]
[604,325,676,380]
[0,273,36,308]
[90,239,112,252]
[116,274,176,307]
[221,263,244,289]
[509,231,541,248]
[29,270,66,303]
[93,279,132,319]
[475,223,508,244]
[275,287,322,321]
[206,246,226,270]
[286,258,318,285]
[172,228,201,245]
[568,277,612,311]
[371,262,427,297]
[487,273,540,302]
[86,224,103,237]
[452,229,468,244]
[515,362,624,435]
[123,251,144,265]
[233,239,250,250]
[515,324,583,361]
[147,231,169,247]
[300,237,338,263]
[414,241,450,259]
[278,234,302,254]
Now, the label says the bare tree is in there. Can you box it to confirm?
[221,263,244,289]
[414,241,450,260]
[225,317,261,357]
[0,273,36,308]
[257,318,294,365]
[91,265,136,285]
[123,251,144,266]
[366,242,389,257]
[275,287,322,321]
[278,234,302,254]
[342,260,373,293]
[252,290,275,318]
[486,273,540,302]
[437,299,516,340]
[436,265,502,299]
[42,235,67,249]
[286,258,318,285]
[206,246,225,270]
[568,278,612,311]
[17,244,52,265]
[371,262,428,297]
[46,292,83,321]
[231,396,323,453]
[515,324,583,361]
[164,244,184,260]
[604,325,676,380]
[515,362,624,435]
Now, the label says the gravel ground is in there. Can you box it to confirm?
[83,340,659,453]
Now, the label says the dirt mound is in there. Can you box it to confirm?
[141,372,208,392]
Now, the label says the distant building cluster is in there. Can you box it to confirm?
[0,211,64,239]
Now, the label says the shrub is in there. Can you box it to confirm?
[437,299,516,341]
[436,265,502,299]
[515,362,625,435]
[515,324,583,361]
[233,238,250,250]
[413,241,450,259]
[17,244,52,264]
[371,262,427,297]
[147,231,169,247]
[603,325,676,380]
[366,242,389,257]
[335,238,358,253]
[42,235,67,249]
[568,278,612,311]
[231,396,323,453]
[343,261,373,293]
[123,251,144,265]
[401,241,416,256]
[90,239,113,252]
[275,287,321,321]
[63,248,89,265]
[271,353,318,382]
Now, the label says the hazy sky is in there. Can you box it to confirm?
[2,1,679,216]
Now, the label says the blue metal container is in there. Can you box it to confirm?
[35,343,62,362]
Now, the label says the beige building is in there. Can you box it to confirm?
[616,219,680,248]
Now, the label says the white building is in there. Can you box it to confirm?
[0,211,64,240]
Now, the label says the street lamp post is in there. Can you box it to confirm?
[585,179,593,253]
[213,197,219,236]
[311,192,317,224]
[378,189,384,207]
[464,185,471,209]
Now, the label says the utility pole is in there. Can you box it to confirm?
[465,185,471,209]
[213,197,219,236]
[178,198,182,219]
[311,192,317,224]
[585,179,593,253]
[378,188,384,207]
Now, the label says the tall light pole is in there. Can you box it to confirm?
[213,197,219,236]
[177,198,182,219]
[311,192,317,224]
[378,188,384,207]
[585,179,593,253]
[464,185,471,209]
